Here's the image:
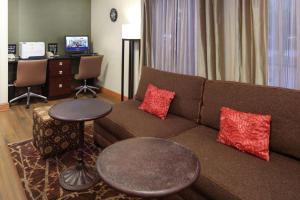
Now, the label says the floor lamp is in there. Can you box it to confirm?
[121,24,141,101]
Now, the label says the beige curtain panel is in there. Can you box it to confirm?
[198,0,268,85]
[142,0,268,85]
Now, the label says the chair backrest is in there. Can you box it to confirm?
[77,55,104,80]
[15,59,48,87]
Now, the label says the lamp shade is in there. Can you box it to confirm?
[122,24,141,39]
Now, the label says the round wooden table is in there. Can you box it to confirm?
[96,137,200,198]
[48,99,112,191]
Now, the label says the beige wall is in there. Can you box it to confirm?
[0,0,8,104]
[91,0,142,95]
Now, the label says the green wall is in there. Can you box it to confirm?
[8,0,91,55]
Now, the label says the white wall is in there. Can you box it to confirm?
[0,0,8,104]
[91,0,142,95]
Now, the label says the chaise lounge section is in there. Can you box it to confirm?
[94,67,300,200]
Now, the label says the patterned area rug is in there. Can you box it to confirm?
[7,125,140,200]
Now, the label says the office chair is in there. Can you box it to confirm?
[9,60,48,108]
[74,55,103,98]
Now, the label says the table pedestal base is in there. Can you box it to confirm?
[59,161,100,191]
[48,100,113,191]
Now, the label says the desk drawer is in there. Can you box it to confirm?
[48,60,71,77]
[48,77,71,97]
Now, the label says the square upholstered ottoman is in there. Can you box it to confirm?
[32,106,81,158]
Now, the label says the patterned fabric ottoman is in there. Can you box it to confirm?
[33,106,81,158]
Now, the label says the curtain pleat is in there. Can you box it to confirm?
[141,0,152,68]
[251,0,268,84]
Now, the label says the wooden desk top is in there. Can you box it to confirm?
[8,53,99,64]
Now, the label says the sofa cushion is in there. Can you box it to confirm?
[218,107,271,161]
[201,80,300,160]
[139,83,176,119]
[171,126,300,200]
[135,66,206,123]
[94,100,197,139]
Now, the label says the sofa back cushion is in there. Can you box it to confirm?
[136,67,206,122]
[201,80,300,160]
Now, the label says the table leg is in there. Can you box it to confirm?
[59,122,100,191]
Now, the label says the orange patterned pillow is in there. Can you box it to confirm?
[139,84,175,119]
[217,107,271,161]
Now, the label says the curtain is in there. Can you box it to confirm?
[198,0,268,85]
[268,0,300,89]
[142,0,199,75]
[142,0,268,84]
[141,0,152,67]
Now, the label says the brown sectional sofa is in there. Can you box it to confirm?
[94,67,300,200]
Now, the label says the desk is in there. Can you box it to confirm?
[8,55,97,100]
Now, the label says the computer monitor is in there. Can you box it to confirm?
[65,35,89,53]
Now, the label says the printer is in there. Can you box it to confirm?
[19,42,45,59]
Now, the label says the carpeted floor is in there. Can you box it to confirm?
[7,125,140,200]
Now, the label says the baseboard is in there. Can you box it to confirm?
[99,87,128,102]
[0,103,9,112]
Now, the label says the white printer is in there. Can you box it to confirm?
[19,42,45,59]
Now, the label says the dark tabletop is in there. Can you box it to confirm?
[96,137,200,198]
[48,99,112,122]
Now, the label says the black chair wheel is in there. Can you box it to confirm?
[74,96,78,99]
[93,94,97,98]
[26,105,30,109]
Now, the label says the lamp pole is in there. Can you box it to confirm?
[121,39,140,101]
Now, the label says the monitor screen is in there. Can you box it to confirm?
[65,36,89,52]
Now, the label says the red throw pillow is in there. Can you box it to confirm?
[217,107,271,161]
[139,84,175,119]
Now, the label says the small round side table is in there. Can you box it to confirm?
[97,137,200,198]
[49,99,112,191]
